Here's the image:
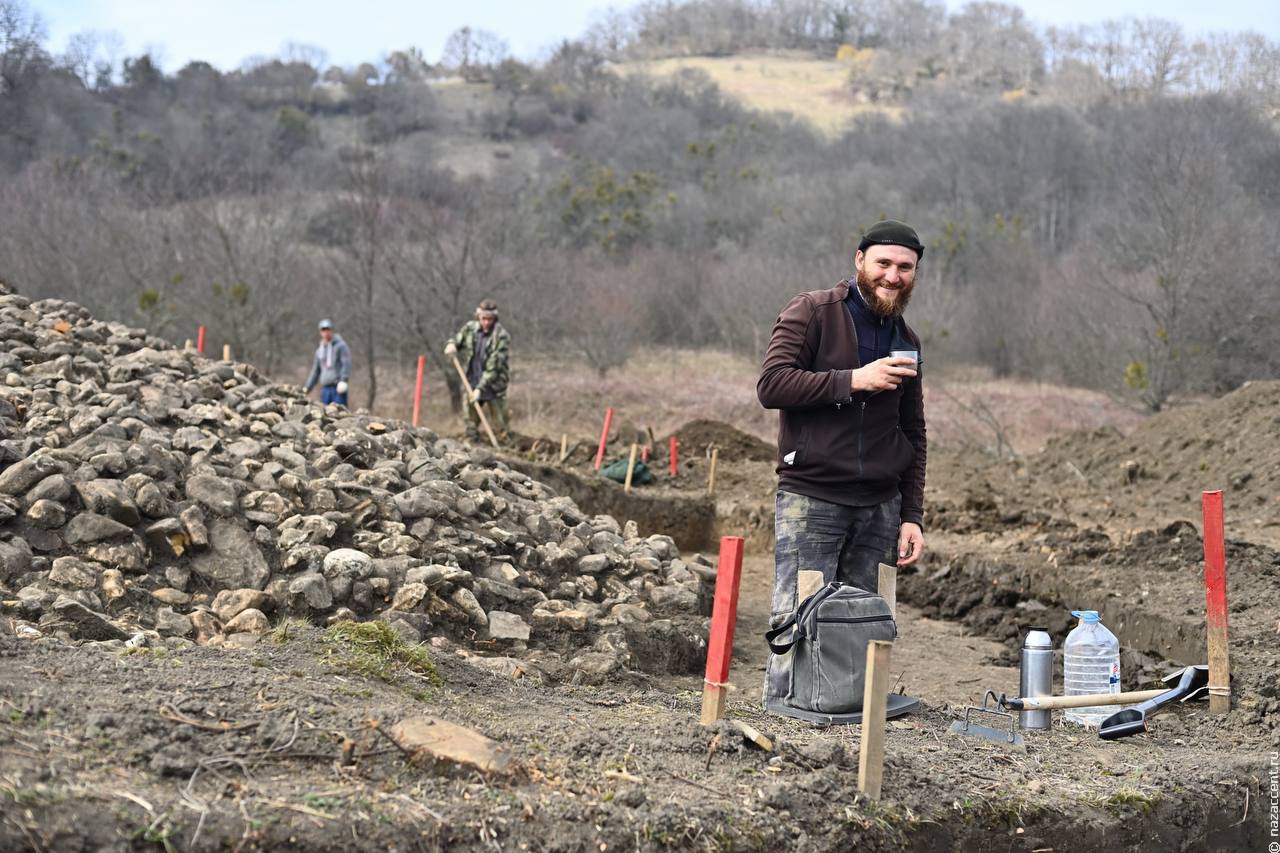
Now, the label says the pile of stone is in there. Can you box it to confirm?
[0,286,712,681]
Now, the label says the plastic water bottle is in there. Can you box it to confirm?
[1063,610,1121,727]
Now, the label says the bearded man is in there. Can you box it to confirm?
[756,219,927,713]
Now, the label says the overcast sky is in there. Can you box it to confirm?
[33,0,1280,72]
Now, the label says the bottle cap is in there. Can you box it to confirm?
[1070,609,1101,623]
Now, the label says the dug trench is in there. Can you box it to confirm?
[488,420,1277,851]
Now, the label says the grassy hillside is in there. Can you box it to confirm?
[618,51,902,135]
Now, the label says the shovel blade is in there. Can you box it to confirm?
[1098,708,1147,740]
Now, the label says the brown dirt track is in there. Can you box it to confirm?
[3,387,1279,851]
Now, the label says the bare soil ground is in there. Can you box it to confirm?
[3,360,1277,851]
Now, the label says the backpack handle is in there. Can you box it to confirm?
[764,581,840,654]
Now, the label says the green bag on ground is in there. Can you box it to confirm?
[600,458,654,486]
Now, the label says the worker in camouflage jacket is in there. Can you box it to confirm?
[444,299,511,443]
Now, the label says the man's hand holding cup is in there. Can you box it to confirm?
[851,354,917,393]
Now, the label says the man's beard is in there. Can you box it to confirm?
[855,269,914,319]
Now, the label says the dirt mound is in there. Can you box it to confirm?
[0,288,712,681]
[1031,381,1280,537]
[669,418,777,463]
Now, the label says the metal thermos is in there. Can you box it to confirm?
[1019,627,1054,730]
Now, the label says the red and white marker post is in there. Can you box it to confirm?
[593,407,614,472]
[411,355,426,427]
[700,535,745,724]
[669,435,678,477]
[196,325,206,354]
[1201,489,1231,715]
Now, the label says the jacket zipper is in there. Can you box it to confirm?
[816,615,893,624]
[857,400,866,476]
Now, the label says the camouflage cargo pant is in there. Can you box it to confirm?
[762,489,901,704]
[464,396,509,443]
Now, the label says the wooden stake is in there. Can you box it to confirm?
[411,355,425,427]
[857,640,893,799]
[700,536,745,725]
[559,434,569,464]
[623,443,639,493]
[1202,490,1231,715]
[878,563,897,618]
[449,353,499,448]
[797,570,824,603]
[594,407,614,472]
[222,343,231,361]
[706,447,719,496]
[183,338,192,351]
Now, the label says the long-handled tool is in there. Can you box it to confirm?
[1001,689,1167,711]
[449,354,499,449]
[1098,665,1209,740]
[999,665,1209,712]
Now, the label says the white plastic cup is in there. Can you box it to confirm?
[890,350,919,375]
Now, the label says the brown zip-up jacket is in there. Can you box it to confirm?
[757,281,926,527]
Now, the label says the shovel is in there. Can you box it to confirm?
[1097,665,1209,740]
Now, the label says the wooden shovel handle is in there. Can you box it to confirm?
[1012,688,1166,710]
[450,354,499,449]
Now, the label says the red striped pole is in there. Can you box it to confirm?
[411,355,426,427]
[669,435,678,477]
[1201,490,1231,714]
[196,325,206,354]
[700,535,745,724]
[593,407,614,472]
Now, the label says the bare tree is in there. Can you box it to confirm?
[440,27,508,81]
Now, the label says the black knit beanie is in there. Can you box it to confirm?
[857,219,925,260]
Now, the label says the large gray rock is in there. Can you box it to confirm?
[212,588,273,622]
[323,548,373,579]
[74,479,141,526]
[0,537,32,581]
[0,453,70,495]
[488,611,531,642]
[25,498,67,529]
[190,520,269,589]
[49,556,99,589]
[647,585,699,613]
[63,512,133,545]
[85,539,148,573]
[577,554,611,575]
[393,486,448,519]
[52,596,128,641]
[450,587,488,626]
[288,572,333,611]
[155,607,194,637]
[186,474,238,516]
[26,473,72,504]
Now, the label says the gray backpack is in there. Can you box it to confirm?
[764,582,897,721]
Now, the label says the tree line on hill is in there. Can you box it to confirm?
[1,0,1277,412]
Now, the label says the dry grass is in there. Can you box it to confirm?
[617,52,903,135]
[373,347,1145,455]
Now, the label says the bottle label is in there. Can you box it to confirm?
[1109,661,1120,693]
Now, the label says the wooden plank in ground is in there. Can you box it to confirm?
[878,563,897,618]
[857,640,893,799]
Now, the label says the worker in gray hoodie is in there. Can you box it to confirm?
[303,318,352,405]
